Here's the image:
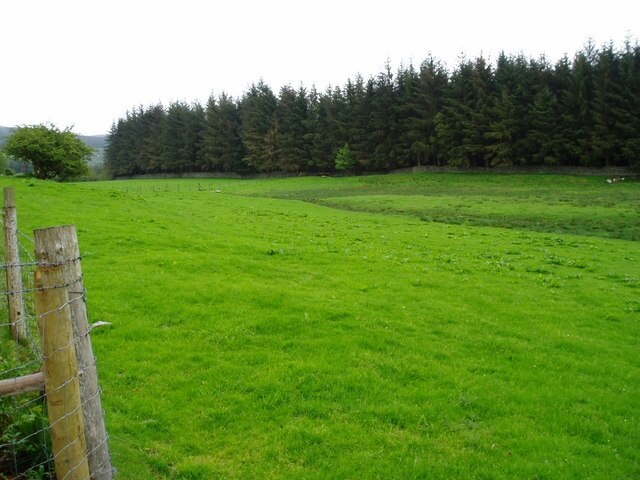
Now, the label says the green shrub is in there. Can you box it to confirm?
[0,397,53,479]
[334,143,356,171]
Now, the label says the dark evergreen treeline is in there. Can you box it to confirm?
[105,40,640,176]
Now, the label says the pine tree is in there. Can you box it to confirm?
[485,87,518,166]
[553,55,583,165]
[105,112,142,176]
[139,104,165,173]
[464,57,494,167]
[368,62,398,169]
[619,40,640,167]
[413,56,448,166]
[275,85,309,172]
[394,63,420,168]
[105,120,129,176]
[565,43,596,165]
[528,84,562,164]
[239,81,278,172]
[304,86,322,171]
[435,59,469,167]
[591,42,626,166]
[310,87,344,172]
[343,75,371,166]
[203,93,244,173]
[160,101,193,173]
[186,103,206,171]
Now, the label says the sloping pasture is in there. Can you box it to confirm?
[2,173,638,479]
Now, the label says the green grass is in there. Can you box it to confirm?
[1,173,639,479]
[88,173,640,240]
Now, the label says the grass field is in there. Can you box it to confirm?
[1,173,639,479]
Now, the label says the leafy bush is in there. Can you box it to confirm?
[334,143,356,171]
[0,395,54,479]
[3,124,91,181]
[0,398,53,478]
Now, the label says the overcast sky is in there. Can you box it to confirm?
[1,0,638,135]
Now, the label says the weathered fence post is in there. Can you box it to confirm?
[34,256,90,480]
[3,187,27,343]
[34,225,113,479]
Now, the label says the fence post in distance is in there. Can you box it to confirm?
[3,187,27,343]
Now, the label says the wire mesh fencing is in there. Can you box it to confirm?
[0,193,114,480]
[0,233,53,479]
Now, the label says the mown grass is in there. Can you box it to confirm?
[1,173,638,479]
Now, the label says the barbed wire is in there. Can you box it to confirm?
[0,287,84,330]
[0,256,82,270]
[0,276,83,297]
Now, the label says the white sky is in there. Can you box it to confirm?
[1,0,638,135]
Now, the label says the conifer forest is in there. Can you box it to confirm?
[105,41,640,176]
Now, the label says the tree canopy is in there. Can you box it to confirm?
[3,124,92,180]
[105,40,640,177]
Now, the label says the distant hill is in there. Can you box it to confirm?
[0,125,107,149]
[0,126,13,144]
[77,134,107,149]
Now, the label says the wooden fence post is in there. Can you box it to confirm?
[34,226,113,479]
[34,261,90,480]
[3,187,27,343]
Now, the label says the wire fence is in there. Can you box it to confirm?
[100,182,223,194]
[0,228,54,479]
[0,215,114,479]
